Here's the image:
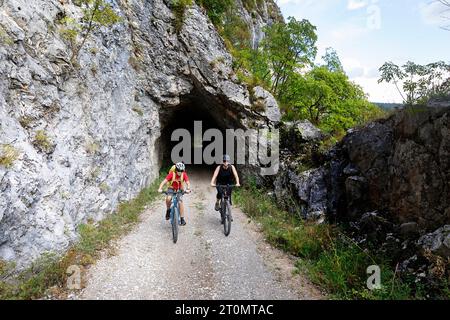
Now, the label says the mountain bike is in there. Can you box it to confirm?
[162,189,189,244]
[216,185,235,237]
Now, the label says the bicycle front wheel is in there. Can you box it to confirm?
[224,201,232,237]
[172,207,179,244]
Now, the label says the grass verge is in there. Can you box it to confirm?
[233,182,445,300]
[0,175,162,300]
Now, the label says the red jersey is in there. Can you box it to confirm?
[166,172,189,191]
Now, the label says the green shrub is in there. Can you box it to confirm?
[33,130,53,153]
[99,182,110,193]
[132,105,144,116]
[172,0,193,33]
[58,1,121,62]
[19,115,34,128]
[196,0,234,26]
[0,145,19,168]
[0,24,14,45]
[234,182,438,300]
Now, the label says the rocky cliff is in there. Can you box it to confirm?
[0,0,280,268]
[275,106,450,285]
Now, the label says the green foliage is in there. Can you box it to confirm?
[234,183,442,300]
[196,0,234,26]
[0,176,161,299]
[378,60,450,105]
[33,130,53,153]
[217,8,379,139]
[58,0,121,62]
[172,0,193,33]
[0,145,19,168]
[242,0,262,12]
[0,24,14,45]
[59,16,80,45]
[221,10,251,50]
[132,105,144,116]
[99,182,110,192]
[281,66,385,135]
[322,47,344,73]
[19,115,34,129]
[260,17,318,96]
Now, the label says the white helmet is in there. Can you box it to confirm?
[175,162,185,172]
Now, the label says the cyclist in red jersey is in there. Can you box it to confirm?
[158,162,191,226]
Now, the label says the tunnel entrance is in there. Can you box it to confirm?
[157,89,243,173]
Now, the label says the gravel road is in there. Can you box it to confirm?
[77,170,323,300]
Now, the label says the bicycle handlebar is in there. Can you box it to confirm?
[161,190,191,195]
[212,184,238,188]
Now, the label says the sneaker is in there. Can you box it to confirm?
[180,217,186,226]
[214,201,220,211]
[165,209,170,220]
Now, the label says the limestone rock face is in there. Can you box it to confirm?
[339,107,450,231]
[418,225,450,258]
[274,107,450,242]
[0,0,281,268]
[233,0,283,49]
[274,168,326,220]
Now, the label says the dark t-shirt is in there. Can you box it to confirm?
[216,165,235,185]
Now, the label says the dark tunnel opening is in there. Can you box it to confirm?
[156,90,243,175]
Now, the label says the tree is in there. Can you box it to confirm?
[378,60,450,105]
[260,17,318,96]
[59,0,121,63]
[322,47,344,73]
[280,66,383,134]
[378,61,406,102]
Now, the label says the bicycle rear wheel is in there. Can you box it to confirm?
[224,201,232,237]
[172,207,179,244]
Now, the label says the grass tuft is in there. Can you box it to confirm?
[33,130,53,153]
[0,175,162,299]
[0,145,20,168]
[234,183,445,300]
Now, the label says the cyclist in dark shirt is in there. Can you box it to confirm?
[210,155,240,212]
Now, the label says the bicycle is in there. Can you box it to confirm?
[215,184,236,237]
[162,189,189,244]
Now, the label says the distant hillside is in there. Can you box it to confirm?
[373,102,404,110]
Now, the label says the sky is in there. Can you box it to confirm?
[276,0,450,103]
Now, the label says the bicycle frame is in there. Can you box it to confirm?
[217,185,235,236]
[166,190,185,226]
[217,185,235,205]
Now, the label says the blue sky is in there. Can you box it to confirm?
[276,0,450,102]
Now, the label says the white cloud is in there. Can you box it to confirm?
[352,77,403,103]
[419,1,449,25]
[341,59,396,102]
[366,67,380,78]
[347,0,368,11]
[342,58,369,77]
[348,67,365,78]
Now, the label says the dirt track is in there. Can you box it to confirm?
[76,169,323,300]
